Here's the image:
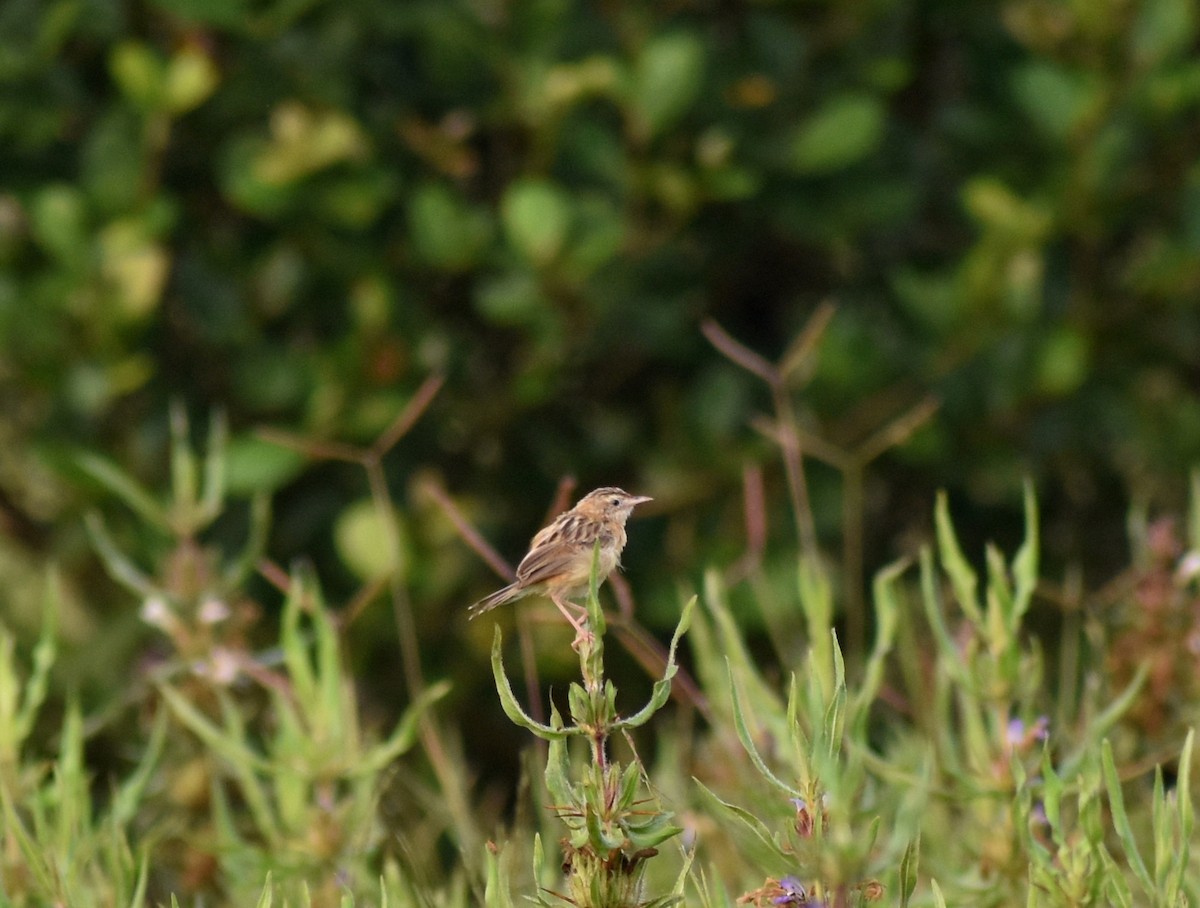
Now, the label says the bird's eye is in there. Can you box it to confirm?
[610,497,621,507]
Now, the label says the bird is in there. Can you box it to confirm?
[469,487,653,643]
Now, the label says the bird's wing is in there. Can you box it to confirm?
[513,544,577,587]
[515,513,603,585]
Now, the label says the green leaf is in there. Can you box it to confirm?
[701,571,781,717]
[728,660,801,799]
[196,410,228,527]
[624,813,683,850]
[798,556,834,693]
[789,92,886,173]
[693,781,791,865]
[0,781,57,896]
[475,270,548,325]
[500,178,571,266]
[408,182,492,271]
[898,834,920,907]
[1010,480,1040,627]
[585,807,625,851]
[128,852,150,908]
[930,878,948,908]
[1171,731,1194,896]
[30,183,88,264]
[280,574,317,708]
[490,626,575,740]
[617,761,641,811]
[1010,62,1097,142]
[110,42,165,110]
[1059,664,1146,777]
[918,546,966,683]
[617,596,694,730]
[561,195,624,279]
[255,872,274,908]
[543,707,578,805]
[1040,750,1064,846]
[856,558,905,729]
[1102,739,1154,898]
[934,491,981,623]
[632,32,705,138]
[163,44,218,113]
[84,513,157,599]
[1133,0,1196,65]
[483,836,515,908]
[357,680,451,775]
[961,177,1052,241]
[110,709,167,827]
[335,498,406,581]
[1035,328,1090,396]
[77,452,167,529]
[158,683,272,773]
[221,493,272,591]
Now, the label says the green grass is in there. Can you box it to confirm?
[1,418,1198,907]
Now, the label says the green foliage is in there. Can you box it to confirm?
[4,0,1199,638]
[2,412,1200,904]
[4,0,1200,902]
[488,553,694,907]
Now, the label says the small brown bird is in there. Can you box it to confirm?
[469,487,653,640]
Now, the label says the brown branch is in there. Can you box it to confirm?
[743,462,766,565]
[779,299,836,385]
[856,395,940,465]
[421,478,514,581]
[701,318,777,384]
[255,429,363,464]
[370,373,446,461]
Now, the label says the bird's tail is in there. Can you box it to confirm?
[468,583,524,619]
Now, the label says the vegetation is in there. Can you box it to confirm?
[2,0,1200,904]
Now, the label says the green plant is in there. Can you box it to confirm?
[0,582,163,908]
[487,550,694,908]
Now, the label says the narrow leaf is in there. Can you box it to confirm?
[934,491,981,623]
[1102,739,1154,897]
[728,660,801,799]
[490,627,573,740]
[76,452,167,529]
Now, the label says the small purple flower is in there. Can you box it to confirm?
[1006,715,1050,751]
[773,875,807,905]
[1006,718,1025,745]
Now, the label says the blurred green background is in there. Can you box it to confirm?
[3,0,1200,770]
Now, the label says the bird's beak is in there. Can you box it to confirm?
[629,495,653,506]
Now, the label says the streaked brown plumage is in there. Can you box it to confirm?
[469,487,652,639]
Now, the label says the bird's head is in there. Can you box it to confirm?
[575,487,653,523]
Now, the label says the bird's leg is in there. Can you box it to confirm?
[550,594,594,650]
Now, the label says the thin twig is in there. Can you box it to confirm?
[857,396,939,465]
[750,417,847,469]
[254,428,362,464]
[728,464,768,585]
[545,476,577,525]
[423,479,514,581]
[701,319,776,384]
[779,299,836,385]
[340,572,391,628]
[771,381,818,557]
[370,374,446,461]
[742,462,766,564]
